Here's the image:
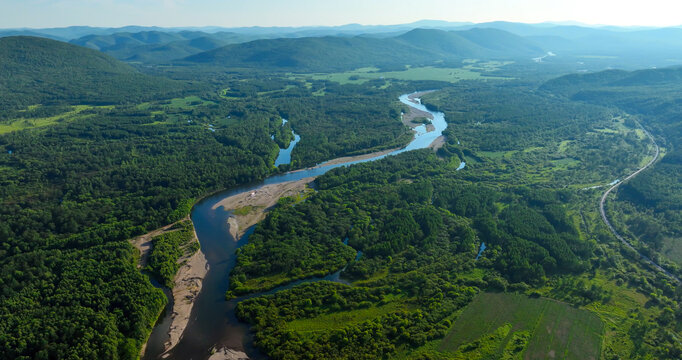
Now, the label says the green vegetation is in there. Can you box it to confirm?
[437,292,603,359]
[145,220,199,288]
[183,28,541,72]
[542,66,682,273]
[0,36,458,359]
[0,36,190,109]
[285,296,412,333]
[420,84,649,188]
[0,105,110,134]
[308,66,509,85]
[70,30,254,64]
[232,79,681,360]
[2,29,682,360]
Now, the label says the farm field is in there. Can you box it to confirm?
[307,65,510,84]
[437,292,604,360]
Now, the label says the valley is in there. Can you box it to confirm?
[0,16,681,360]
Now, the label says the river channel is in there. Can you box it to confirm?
[144,92,448,359]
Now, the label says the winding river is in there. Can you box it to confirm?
[273,119,301,167]
[144,92,447,360]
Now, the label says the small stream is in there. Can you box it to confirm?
[273,119,301,167]
[144,92,448,360]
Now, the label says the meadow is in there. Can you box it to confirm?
[437,292,603,360]
[306,64,510,85]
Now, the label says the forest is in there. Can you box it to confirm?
[230,80,682,359]
[542,67,682,271]
[0,32,681,360]
[0,36,451,359]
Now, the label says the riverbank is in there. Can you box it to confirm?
[429,135,446,151]
[208,347,249,360]
[131,221,182,269]
[213,177,316,240]
[145,91,448,359]
[311,147,398,168]
[161,227,209,357]
[402,91,437,132]
[132,219,209,358]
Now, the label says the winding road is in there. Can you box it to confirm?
[598,122,681,284]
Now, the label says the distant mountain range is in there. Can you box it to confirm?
[2,20,682,69]
[182,28,543,71]
[68,31,265,63]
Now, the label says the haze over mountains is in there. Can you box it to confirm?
[2,20,682,70]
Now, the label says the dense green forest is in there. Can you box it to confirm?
[542,67,682,272]
[234,149,682,359]
[0,36,454,359]
[182,28,542,72]
[145,220,199,288]
[1,31,681,360]
[231,81,682,359]
[0,36,192,109]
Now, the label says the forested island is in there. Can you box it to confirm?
[0,20,681,360]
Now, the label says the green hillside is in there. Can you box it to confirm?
[69,30,257,63]
[543,66,682,269]
[0,36,186,108]
[184,28,545,71]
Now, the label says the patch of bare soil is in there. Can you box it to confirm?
[213,177,316,240]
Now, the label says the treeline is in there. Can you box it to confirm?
[0,243,166,359]
[231,150,590,295]
[223,78,425,167]
[541,67,682,270]
[0,36,196,109]
[420,82,650,189]
[0,98,279,358]
[237,281,476,360]
[146,220,199,288]
[231,148,594,359]
[0,71,455,358]
[422,83,614,152]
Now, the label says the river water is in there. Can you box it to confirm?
[273,119,301,167]
[144,92,448,360]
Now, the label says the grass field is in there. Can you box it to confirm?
[137,95,214,111]
[286,295,411,333]
[437,292,604,360]
[0,105,109,134]
[307,66,510,85]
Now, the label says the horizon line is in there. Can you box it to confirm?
[3,19,681,31]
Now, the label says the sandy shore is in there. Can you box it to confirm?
[401,106,433,128]
[429,135,446,151]
[213,177,316,240]
[311,147,398,168]
[161,229,208,356]
[132,219,209,358]
[130,222,180,269]
[402,91,436,129]
[208,347,250,360]
[227,217,240,241]
[408,90,435,101]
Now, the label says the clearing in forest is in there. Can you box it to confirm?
[439,292,603,360]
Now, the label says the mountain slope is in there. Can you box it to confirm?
[0,36,185,108]
[394,28,488,58]
[70,30,263,63]
[184,35,435,71]
[184,28,544,71]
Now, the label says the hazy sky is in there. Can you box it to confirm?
[2,0,682,28]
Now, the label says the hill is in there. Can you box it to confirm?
[0,36,186,108]
[184,28,545,71]
[542,66,682,269]
[540,66,682,99]
[69,30,275,63]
